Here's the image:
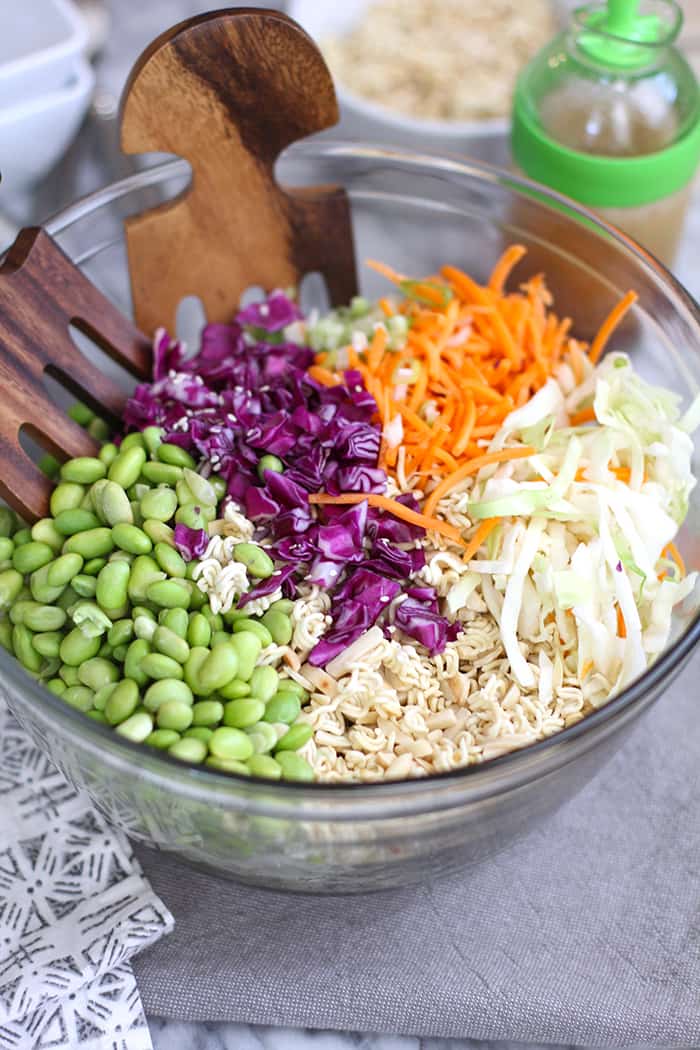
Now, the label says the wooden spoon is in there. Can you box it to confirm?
[0,9,357,521]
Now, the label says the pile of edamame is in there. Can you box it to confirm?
[0,414,314,782]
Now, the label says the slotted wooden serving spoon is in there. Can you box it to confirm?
[0,8,357,522]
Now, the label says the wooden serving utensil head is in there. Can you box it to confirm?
[120,7,358,336]
[0,229,150,522]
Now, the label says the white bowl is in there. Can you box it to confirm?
[0,57,95,193]
[0,0,89,108]
[288,0,559,166]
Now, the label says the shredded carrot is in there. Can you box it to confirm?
[462,518,499,563]
[588,291,638,364]
[569,405,597,426]
[423,446,536,518]
[581,660,594,678]
[307,365,341,387]
[662,541,686,577]
[308,492,466,546]
[488,245,527,294]
[616,604,627,639]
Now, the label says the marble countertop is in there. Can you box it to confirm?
[3,3,700,1049]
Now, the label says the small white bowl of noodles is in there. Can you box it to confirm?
[288,0,561,166]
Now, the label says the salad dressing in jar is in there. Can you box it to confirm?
[512,0,700,266]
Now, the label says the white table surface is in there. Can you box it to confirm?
[3,2,700,1048]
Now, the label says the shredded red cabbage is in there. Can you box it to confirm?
[125,292,457,665]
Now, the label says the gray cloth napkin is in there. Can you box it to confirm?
[0,698,173,1050]
[133,651,700,1048]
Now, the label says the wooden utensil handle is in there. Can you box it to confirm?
[0,229,150,521]
[120,7,358,336]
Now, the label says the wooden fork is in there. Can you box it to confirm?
[0,8,357,522]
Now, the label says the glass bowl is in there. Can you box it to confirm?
[1,143,698,893]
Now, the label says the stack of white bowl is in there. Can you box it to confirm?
[0,0,94,193]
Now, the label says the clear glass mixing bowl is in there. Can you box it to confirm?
[1,143,698,893]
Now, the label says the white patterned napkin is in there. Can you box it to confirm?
[0,698,174,1050]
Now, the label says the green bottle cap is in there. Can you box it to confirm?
[512,0,700,209]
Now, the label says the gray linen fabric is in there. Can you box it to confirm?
[133,653,700,1047]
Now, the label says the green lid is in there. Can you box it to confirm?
[512,89,700,208]
[580,0,665,69]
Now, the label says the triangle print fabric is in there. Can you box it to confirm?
[0,698,173,1050]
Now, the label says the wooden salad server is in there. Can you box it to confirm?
[0,8,357,522]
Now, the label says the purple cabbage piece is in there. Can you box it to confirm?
[173,524,209,562]
[237,565,297,608]
[236,291,302,332]
[393,586,460,655]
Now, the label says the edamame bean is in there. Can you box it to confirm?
[245,721,278,754]
[146,728,180,749]
[161,608,189,637]
[67,401,93,426]
[112,523,152,555]
[100,482,134,526]
[141,461,183,486]
[71,574,98,598]
[50,482,85,517]
[227,631,261,681]
[8,600,30,625]
[123,639,150,686]
[269,598,294,616]
[141,652,184,680]
[34,631,62,658]
[54,509,101,536]
[263,692,301,725]
[260,609,293,646]
[71,600,112,638]
[62,686,94,712]
[154,542,186,578]
[60,457,106,484]
[184,727,213,744]
[153,625,189,663]
[128,555,165,603]
[249,665,279,703]
[96,560,130,610]
[184,647,215,697]
[211,631,230,648]
[0,569,26,610]
[209,475,226,500]
[197,643,239,691]
[12,542,54,575]
[13,529,31,546]
[174,505,208,530]
[223,697,265,729]
[112,643,128,662]
[143,520,175,546]
[191,700,223,726]
[83,557,107,576]
[0,538,13,562]
[218,678,251,700]
[157,700,194,732]
[275,679,308,701]
[115,711,153,743]
[232,618,272,647]
[0,508,17,537]
[158,443,196,469]
[87,710,108,723]
[232,543,274,579]
[143,678,194,712]
[175,479,195,506]
[275,721,313,752]
[93,682,117,711]
[12,624,42,672]
[257,454,284,481]
[46,678,66,696]
[59,664,80,686]
[168,737,207,763]
[189,585,206,610]
[140,486,178,522]
[105,679,140,725]
[187,612,211,648]
[29,566,65,604]
[201,609,223,631]
[108,619,134,647]
[88,417,110,442]
[30,520,61,553]
[247,754,282,779]
[146,579,191,609]
[23,604,67,632]
[89,479,109,522]
[208,726,254,761]
[120,432,145,452]
[108,446,146,489]
[64,528,114,559]
[205,756,250,775]
[46,553,84,588]
[275,750,314,781]
[78,657,119,692]
[99,442,118,467]
[59,628,101,665]
[182,469,217,506]
[142,426,164,456]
